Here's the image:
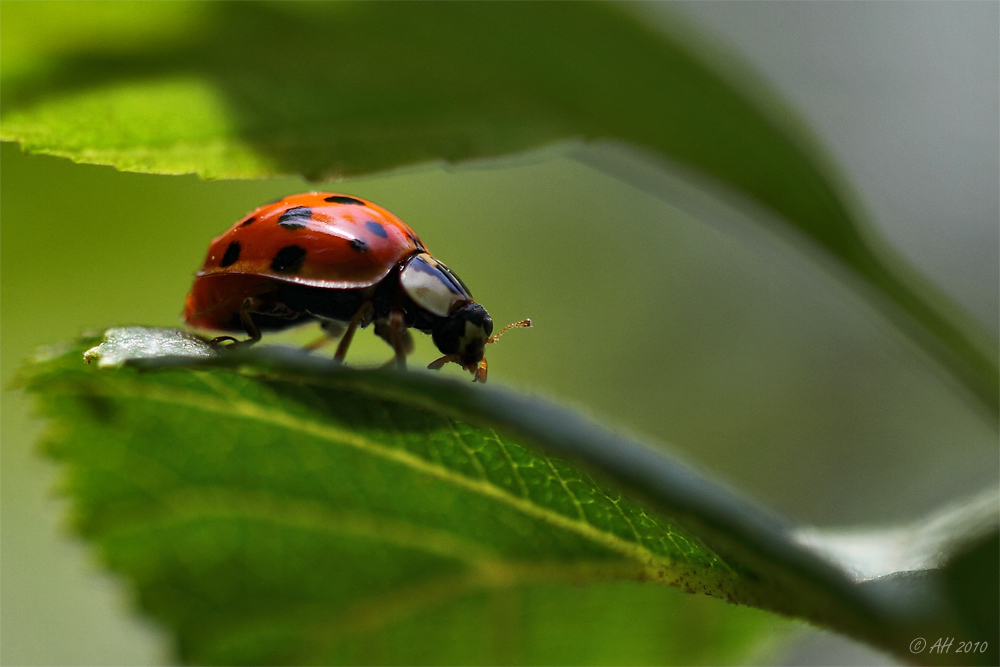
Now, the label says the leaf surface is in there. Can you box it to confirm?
[20,328,993,665]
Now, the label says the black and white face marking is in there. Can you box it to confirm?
[399,253,472,317]
[431,303,494,366]
[456,317,490,364]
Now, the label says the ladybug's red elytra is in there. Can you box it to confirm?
[183,192,529,382]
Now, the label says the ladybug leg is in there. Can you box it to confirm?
[388,310,414,370]
[375,309,412,370]
[304,321,345,352]
[209,335,240,347]
[210,299,263,349]
[239,298,263,344]
[334,301,374,363]
[427,354,460,370]
[304,335,333,352]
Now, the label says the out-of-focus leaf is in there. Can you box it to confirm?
[944,530,999,666]
[18,328,986,664]
[794,488,999,580]
[2,1,995,423]
[798,489,999,667]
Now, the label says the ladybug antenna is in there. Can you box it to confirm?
[487,318,531,345]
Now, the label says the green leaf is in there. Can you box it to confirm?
[944,530,999,666]
[27,329,792,664]
[3,1,995,425]
[20,328,989,664]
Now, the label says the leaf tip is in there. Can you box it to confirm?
[84,326,216,367]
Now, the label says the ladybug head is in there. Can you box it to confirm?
[430,303,492,380]
[429,304,530,383]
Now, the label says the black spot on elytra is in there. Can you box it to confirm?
[324,195,364,205]
[219,241,241,267]
[278,206,312,230]
[239,216,256,227]
[349,238,368,252]
[271,245,307,273]
[365,221,388,239]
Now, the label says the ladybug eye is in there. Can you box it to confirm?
[400,253,471,317]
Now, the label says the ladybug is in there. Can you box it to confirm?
[184,193,529,382]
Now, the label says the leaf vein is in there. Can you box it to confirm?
[67,378,708,582]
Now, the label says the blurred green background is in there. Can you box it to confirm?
[2,2,997,666]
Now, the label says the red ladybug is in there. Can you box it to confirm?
[184,193,529,382]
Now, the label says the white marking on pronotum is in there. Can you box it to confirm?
[400,253,467,317]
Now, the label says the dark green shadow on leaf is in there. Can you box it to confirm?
[945,530,999,666]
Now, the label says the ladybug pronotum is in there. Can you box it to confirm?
[183,192,529,382]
